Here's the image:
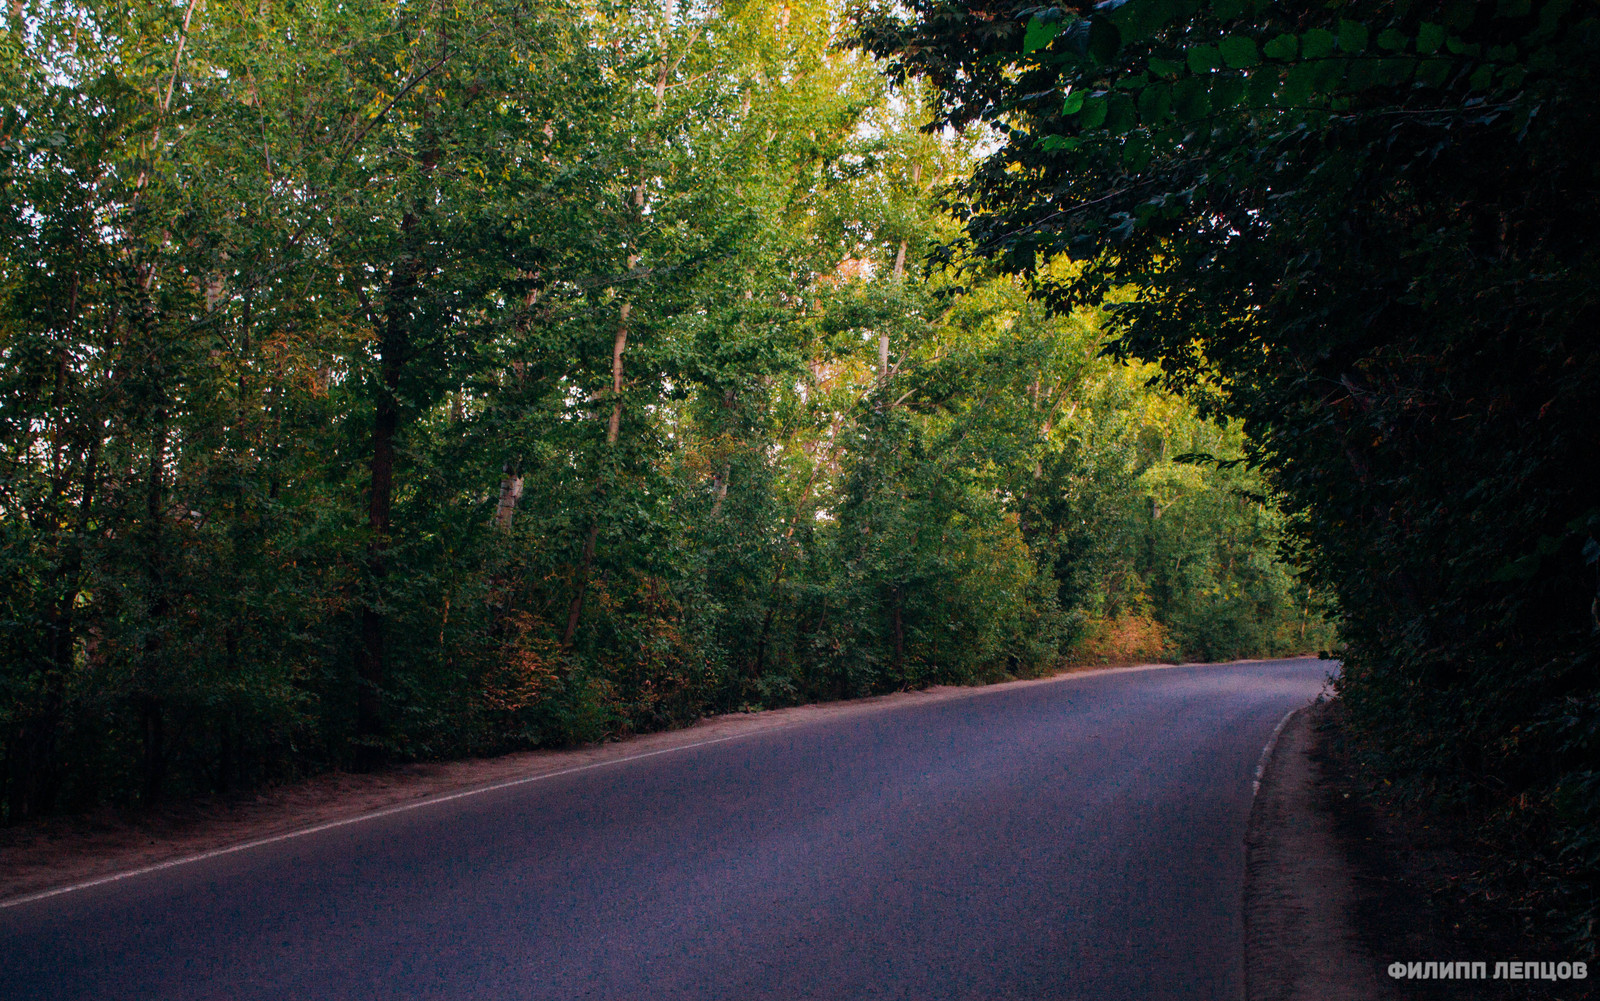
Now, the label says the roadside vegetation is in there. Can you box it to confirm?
[854,0,1599,950]
[0,0,1331,821]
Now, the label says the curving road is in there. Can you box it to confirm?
[0,659,1332,1001]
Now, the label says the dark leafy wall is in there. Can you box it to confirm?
[854,0,1600,947]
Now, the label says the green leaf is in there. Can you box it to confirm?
[1148,56,1184,79]
[1023,16,1063,54]
[1415,57,1452,87]
[1538,0,1574,35]
[1310,56,1346,92]
[1345,57,1379,90]
[1263,34,1298,61]
[1186,45,1222,73]
[1209,74,1245,109]
[1079,95,1109,128]
[1281,62,1318,106]
[1108,0,1179,44]
[1063,89,1086,115]
[1172,76,1211,120]
[1444,0,1478,28]
[1137,82,1172,123]
[1300,28,1335,59]
[1376,28,1408,51]
[1247,68,1277,107]
[1218,36,1260,68]
[1088,19,1123,65]
[1105,93,1137,134]
[1337,20,1369,54]
[1378,57,1415,84]
[1122,131,1152,171]
[1038,135,1082,151]
[1415,22,1446,55]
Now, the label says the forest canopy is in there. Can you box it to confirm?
[0,0,1330,821]
[852,0,1600,946]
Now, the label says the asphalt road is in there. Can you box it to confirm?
[0,659,1332,1001]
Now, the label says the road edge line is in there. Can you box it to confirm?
[0,727,788,910]
[2,657,1326,911]
[1253,705,1300,798]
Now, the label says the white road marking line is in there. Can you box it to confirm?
[1252,706,1302,797]
[0,728,787,910]
[2,657,1327,910]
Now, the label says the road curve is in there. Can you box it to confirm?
[0,659,1332,1001]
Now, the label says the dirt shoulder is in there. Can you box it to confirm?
[3,658,1257,906]
[1245,700,1394,1001]
[1246,699,1593,1001]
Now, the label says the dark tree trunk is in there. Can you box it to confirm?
[14,440,100,819]
[217,627,238,793]
[562,298,631,648]
[357,219,420,764]
[140,415,168,805]
[562,523,600,647]
[140,695,166,807]
[890,586,905,673]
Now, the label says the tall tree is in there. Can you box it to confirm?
[854,0,1600,934]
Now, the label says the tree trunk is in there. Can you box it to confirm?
[140,695,166,807]
[890,586,905,673]
[140,414,168,805]
[562,299,632,648]
[606,302,630,445]
[14,440,99,819]
[217,627,238,794]
[357,224,420,759]
[749,431,837,677]
[710,469,730,519]
[710,389,735,518]
[877,239,907,391]
[562,523,600,648]
[562,34,681,644]
[493,458,524,531]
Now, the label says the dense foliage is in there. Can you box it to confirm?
[0,0,1328,820]
[854,0,1600,944]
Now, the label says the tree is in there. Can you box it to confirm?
[0,0,1329,827]
[853,0,1600,936]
